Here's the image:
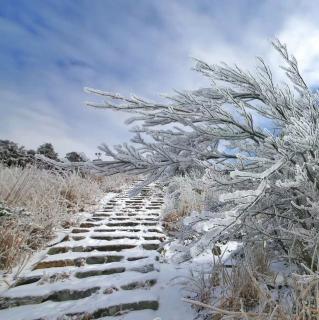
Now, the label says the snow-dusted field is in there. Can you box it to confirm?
[0,184,194,320]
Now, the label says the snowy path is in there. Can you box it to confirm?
[0,184,193,320]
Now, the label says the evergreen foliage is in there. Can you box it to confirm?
[37,143,58,160]
[0,140,35,167]
[83,40,319,268]
[65,151,85,162]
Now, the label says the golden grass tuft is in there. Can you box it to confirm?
[0,164,135,272]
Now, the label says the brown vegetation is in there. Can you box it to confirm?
[0,164,135,271]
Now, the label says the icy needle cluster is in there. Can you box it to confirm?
[84,40,319,266]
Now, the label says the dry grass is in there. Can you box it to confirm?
[93,173,137,193]
[184,244,319,320]
[162,211,187,233]
[0,164,134,272]
[183,245,265,318]
[164,174,319,319]
[184,273,319,320]
[163,174,206,233]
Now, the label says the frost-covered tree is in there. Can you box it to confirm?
[65,151,86,163]
[0,140,35,167]
[81,40,319,267]
[37,143,58,161]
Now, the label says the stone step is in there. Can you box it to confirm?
[0,287,101,309]
[47,244,136,255]
[79,222,101,228]
[0,293,159,320]
[90,235,139,241]
[91,214,111,218]
[71,228,90,233]
[33,255,124,270]
[1,275,158,311]
[0,183,165,320]
[94,228,141,233]
[72,236,86,241]
[74,263,155,279]
[90,300,159,318]
[105,221,158,227]
[75,266,126,278]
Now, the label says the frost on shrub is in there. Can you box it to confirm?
[36,143,58,161]
[0,165,102,270]
[65,151,87,163]
[0,140,35,167]
[0,202,12,217]
[80,39,319,268]
[0,163,135,270]
[164,172,205,217]
[161,172,207,234]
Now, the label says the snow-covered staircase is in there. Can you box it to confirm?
[0,184,177,319]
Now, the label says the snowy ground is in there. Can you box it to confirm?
[0,183,194,320]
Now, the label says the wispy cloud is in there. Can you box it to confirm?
[0,0,318,157]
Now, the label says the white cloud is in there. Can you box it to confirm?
[1,0,318,157]
[0,89,95,156]
[275,16,319,85]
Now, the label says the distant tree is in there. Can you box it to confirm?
[27,149,36,157]
[65,151,85,162]
[37,143,58,160]
[0,140,34,167]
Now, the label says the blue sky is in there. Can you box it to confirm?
[1,0,318,158]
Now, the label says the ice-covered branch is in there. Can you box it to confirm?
[80,40,319,266]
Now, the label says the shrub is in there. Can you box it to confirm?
[0,164,132,271]
[36,143,58,160]
[65,151,87,162]
[0,140,35,168]
[184,245,319,319]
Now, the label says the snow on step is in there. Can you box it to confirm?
[1,272,159,302]
[0,184,165,319]
[0,290,159,320]
[0,183,194,320]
